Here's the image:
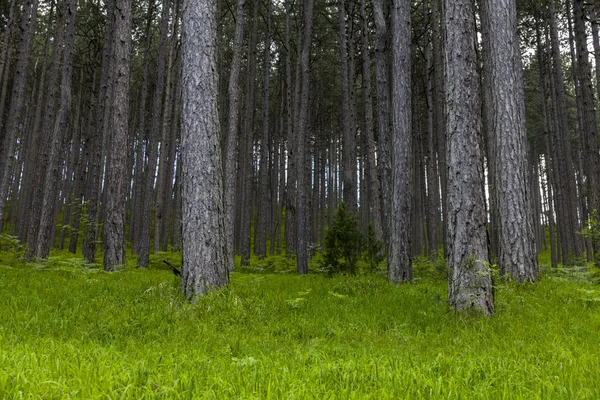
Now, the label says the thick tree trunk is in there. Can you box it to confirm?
[481,0,538,282]
[444,0,494,315]
[181,0,229,297]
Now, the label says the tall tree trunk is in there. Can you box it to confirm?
[444,0,494,315]
[388,0,412,283]
[424,0,441,260]
[339,0,357,215]
[224,0,247,270]
[255,0,272,258]
[481,0,538,281]
[36,0,79,259]
[548,0,583,263]
[103,0,132,271]
[83,0,116,264]
[238,0,259,265]
[373,0,392,243]
[155,0,179,254]
[296,0,315,275]
[573,0,600,265]
[284,0,297,256]
[0,0,39,224]
[360,0,382,241]
[181,0,229,297]
[138,0,172,268]
[130,0,155,252]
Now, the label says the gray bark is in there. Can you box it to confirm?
[481,0,538,281]
[83,0,116,264]
[255,0,272,258]
[155,0,178,254]
[360,0,383,241]
[103,0,132,271]
[388,0,412,283]
[296,0,315,275]
[373,0,392,242]
[138,0,172,267]
[36,0,79,259]
[181,0,229,297]
[224,0,246,270]
[0,0,39,224]
[548,0,583,262]
[444,0,494,314]
[339,0,357,215]
[573,0,600,265]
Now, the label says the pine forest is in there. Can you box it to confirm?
[0,0,600,397]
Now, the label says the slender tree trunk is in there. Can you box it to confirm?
[359,0,382,241]
[130,0,155,252]
[424,0,440,260]
[373,0,392,243]
[255,0,272,258]
[548,0,583,263]
[155,0,179,254]
[224,0,246,270]
[238,0,259,265]
[388,0,412,283]
[573,0,600,265]
[103,0,132,271]
[284,0,297,256]
[83,0,116,264]
[0,0,39,223]
[138,0,172,267]
[181,0,229,297]
[296,0,315,275]
[36,0,79,259]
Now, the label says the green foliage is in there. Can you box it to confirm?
[413,253,448,281]
[1,250,600,398]
[578,210,600,266]
[321,202,363,275]
[364,222,385,272]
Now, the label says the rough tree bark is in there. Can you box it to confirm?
[224,0,246,271]
[36,0,79,259]
[388,0,412,283]
[481,0,538,282]
[181,0,229,298]
[102,0,132,271]
[444,0,494,315]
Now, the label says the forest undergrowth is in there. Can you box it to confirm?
[0,247,599,399]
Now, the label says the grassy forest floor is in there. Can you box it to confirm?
[1,247,599,399]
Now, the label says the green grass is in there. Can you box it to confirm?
[0,250,599,399]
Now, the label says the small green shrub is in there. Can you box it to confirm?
[321,203,362,275]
